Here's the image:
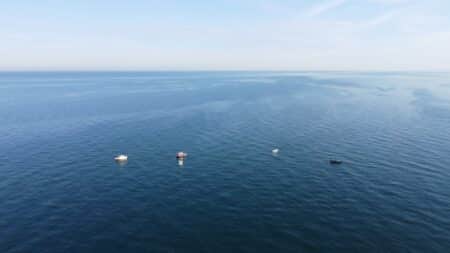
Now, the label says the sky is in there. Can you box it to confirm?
[1,0,450,71]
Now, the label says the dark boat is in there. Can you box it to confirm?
[329,159,343,164]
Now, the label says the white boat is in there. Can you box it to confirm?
[272,148,279,154]
[176,152,188,159]
[114,154,128,161]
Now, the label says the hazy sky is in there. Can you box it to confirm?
[1,0,450,71]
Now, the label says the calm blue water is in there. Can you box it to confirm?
[1,71,450,252]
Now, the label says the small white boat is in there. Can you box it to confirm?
[272,148,279,154]
[114,154,128,161]
[176,152,188,159]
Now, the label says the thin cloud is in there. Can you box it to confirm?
[306,0,347,17]
[369,0,410,4]
[365,11,396,27]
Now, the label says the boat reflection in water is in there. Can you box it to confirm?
[116,160,128,166]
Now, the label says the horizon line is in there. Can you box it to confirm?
[1,69,450,73]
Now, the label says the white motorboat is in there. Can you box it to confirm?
[176,152,188,159]
[114,154,128,161]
